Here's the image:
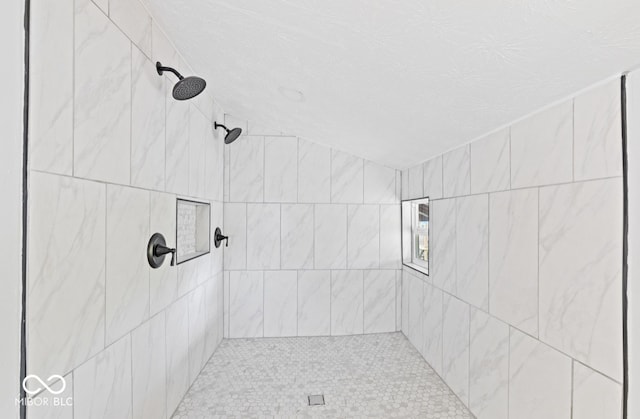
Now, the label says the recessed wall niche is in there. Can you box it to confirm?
[176,198,211,264]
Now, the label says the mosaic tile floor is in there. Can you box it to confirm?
[172,332,474,418]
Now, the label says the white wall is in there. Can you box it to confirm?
[627,69,639,419]
[222,120,403,338]
[0,0,24,417]
[402,78,625,419]
[26,0,224,417]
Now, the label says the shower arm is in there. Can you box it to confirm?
[156,63,184,80]
[214,122,229,132]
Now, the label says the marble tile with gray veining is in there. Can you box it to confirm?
[223,203,247,270]
[331,149,364,203]
[423,156,443,199]
[73,335,132,419]
[469,309,509,419]
[470,128,510,194]
[380,204,402,269]
[407,272,424,351]
[395,270,402,332]
[297,270,331,336]
[264,271,298,337]
[105,185,150,344]
[29,0,73,175]
[331,270,364,335]
[314,204,347,269]
[204,275,224,356]
[246,204,280,269]
[509,328,572,419]
[131,47,165,190]
[408,163,424,199]
[109,0,152,57]
[165,81,190,196]
[165,296,190,416]
[572,361,622,419]
[401,270,409,335]
[431,198,457,294]
[74,0,131,184]
[131,312,166,419]
[188,285,208,383]
[281,204,314,269]
[229,271,264,338]
[150,20,178,65]
[223,140,231,201]
[421,281,443,376]
[364,161,398,204]
[456,194,489,310]
[574,79,623,181]
[28,173,105,378]
[511,101,573,188]
[209,202,224,276]
[297,139,331,203]
[223,272,230,338]
[27,373,73,419]
[205,124,224,202]
[442,294,469,405]
[264,137,298,202]
[363,270,396,333]
[401,168,409,200]
[189,106,208,198]
[89,0,108,15]
[347,205,380,269]
[443,145,470,198]
[229,136,264,202]
[539,178,623,381]
[489,188,538,336]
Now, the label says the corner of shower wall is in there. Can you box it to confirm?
[221,114,404,339]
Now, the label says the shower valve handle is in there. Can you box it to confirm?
[217,233,229,247]
[214,227,229,248]
[154,244,176,266]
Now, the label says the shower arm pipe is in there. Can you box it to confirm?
[156,63,184,80]
[214,122,229,131]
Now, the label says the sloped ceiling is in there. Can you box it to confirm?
[143,0,640,168]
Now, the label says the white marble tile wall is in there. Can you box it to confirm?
[297,270,331,336]
[224,133,402,338]
[27,0,225,417]
[400,78,624,419]
[264,271,298,337]
[331,270,364,335]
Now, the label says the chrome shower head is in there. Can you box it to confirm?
[214,122,243,144]
[156,62,206,101]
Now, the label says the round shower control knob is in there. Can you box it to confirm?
[147,233,176,269]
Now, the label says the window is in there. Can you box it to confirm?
[401,197,429,274]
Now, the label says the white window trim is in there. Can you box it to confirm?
[402,197,429,276]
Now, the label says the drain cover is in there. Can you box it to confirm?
[308,395,325,406]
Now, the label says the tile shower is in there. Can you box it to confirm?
[23,0,626,418]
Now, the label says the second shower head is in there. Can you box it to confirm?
[214,122,243,144]
[156,62,206,101]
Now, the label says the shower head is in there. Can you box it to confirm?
[214,122,243,144]
[156,62,206,101]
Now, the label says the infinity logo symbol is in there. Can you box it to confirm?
[22,375,66,395]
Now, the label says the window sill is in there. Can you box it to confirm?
[402,262,429,277]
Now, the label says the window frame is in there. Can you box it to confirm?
[401,197,430,276]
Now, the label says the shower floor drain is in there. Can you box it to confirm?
[308,395,325,406]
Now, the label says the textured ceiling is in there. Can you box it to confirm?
[143,0,640,168]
